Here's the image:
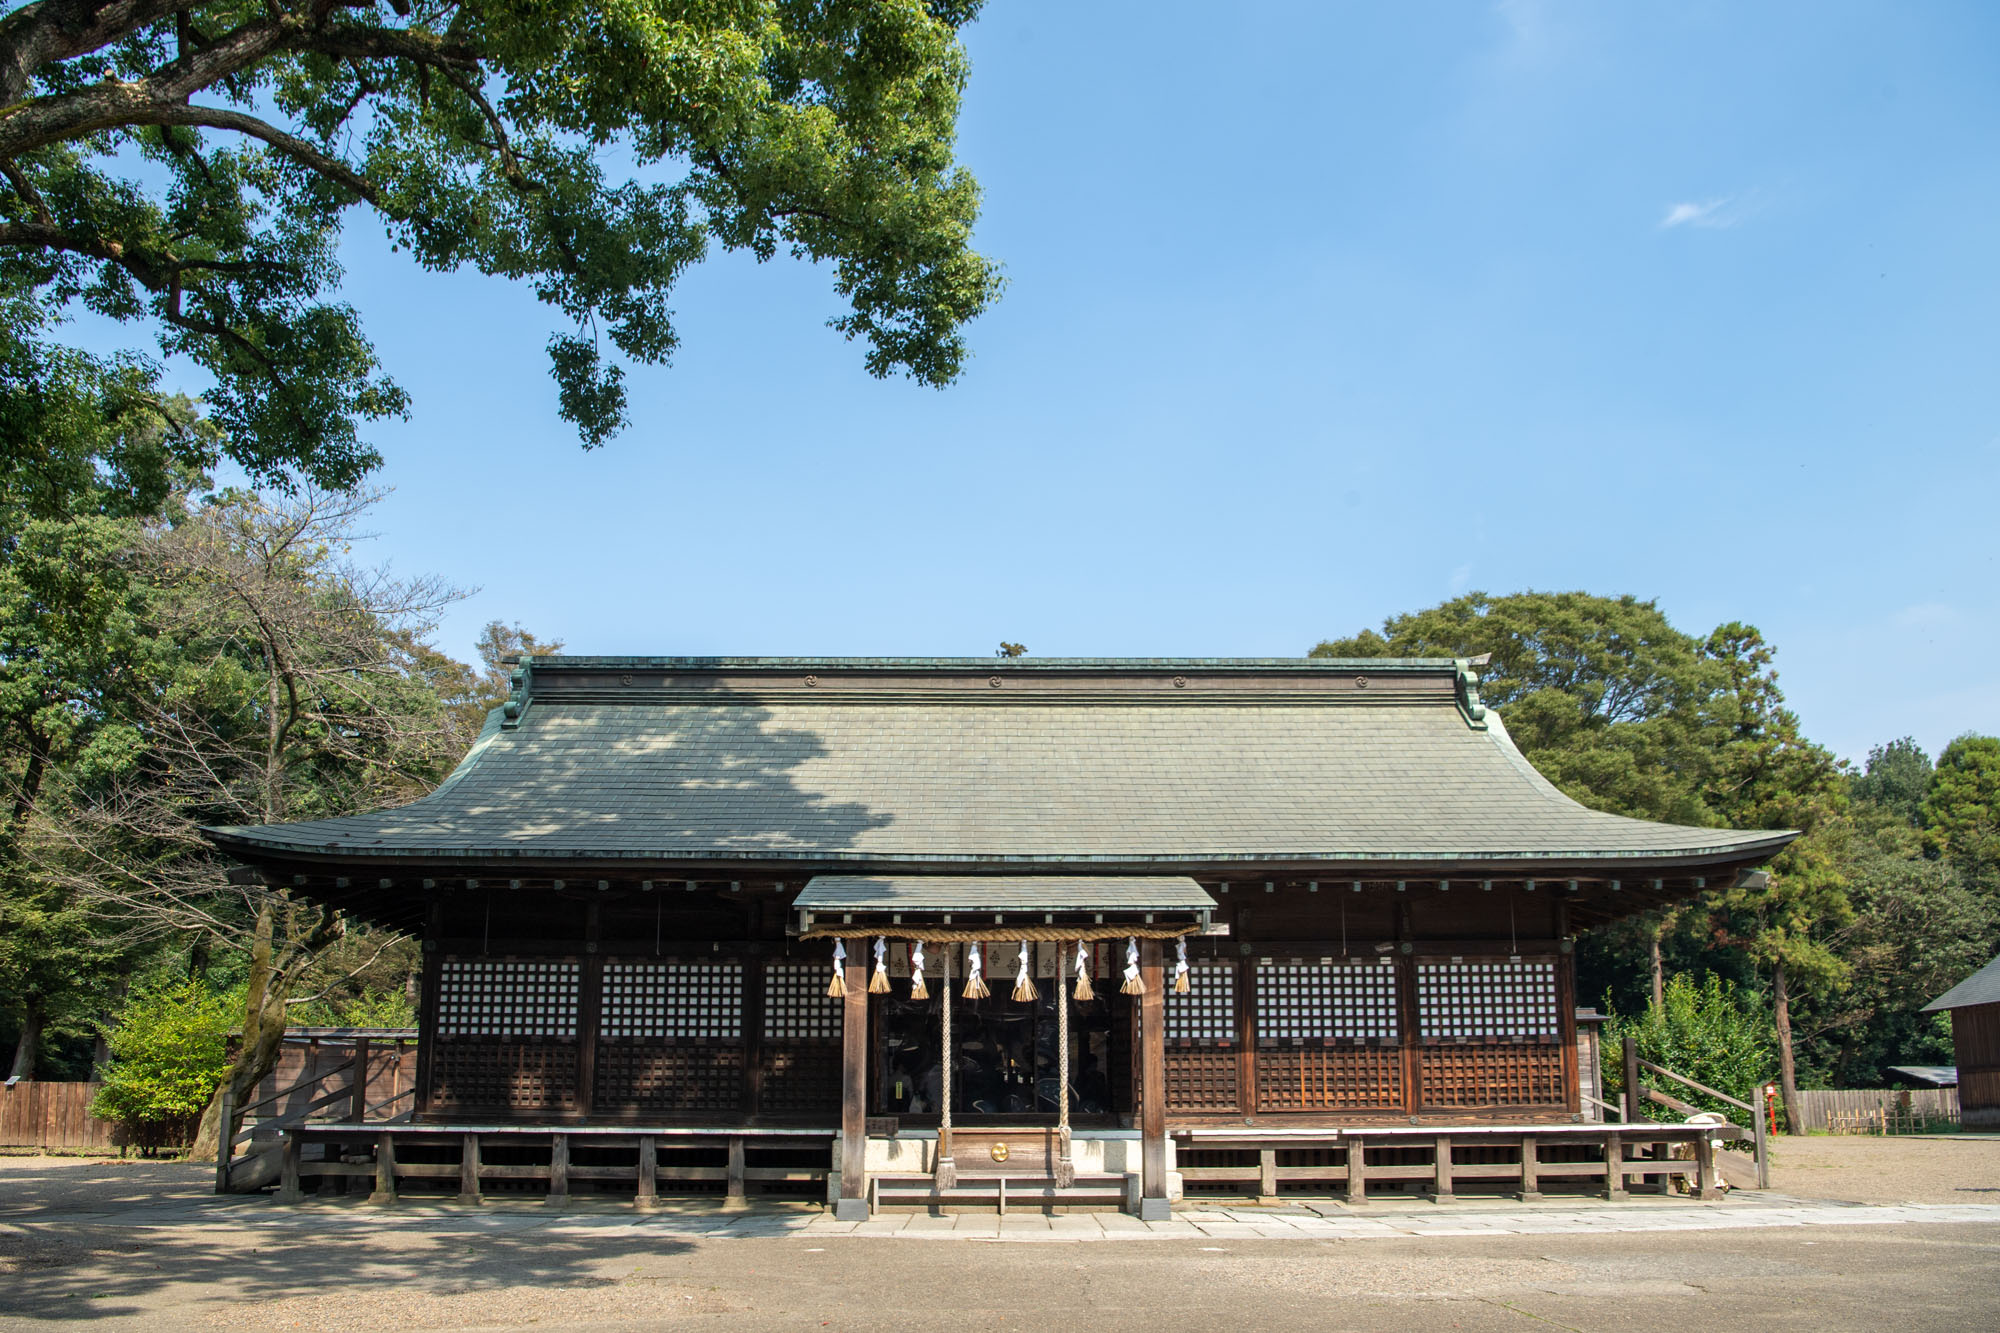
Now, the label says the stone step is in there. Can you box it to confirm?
[869,1173,1133,1213]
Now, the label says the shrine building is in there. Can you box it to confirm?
[206,656,1792,1216]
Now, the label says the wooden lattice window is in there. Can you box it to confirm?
[1416,959,1559,1041]
[436,958,580,1037]
[1254,958,1399,1042]
[763,961,843,1040]
[1166,962,1236,1042]
[600,961,743,1039]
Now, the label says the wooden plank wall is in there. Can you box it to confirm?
[0,1082,119,1150]
[1789,1087,1960,1131]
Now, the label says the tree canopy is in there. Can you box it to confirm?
[0,0,1003,491]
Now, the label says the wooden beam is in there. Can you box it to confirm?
[1138,937,1169,1220]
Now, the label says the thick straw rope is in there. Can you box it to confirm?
[803,923,1199,942]
[1055,941,1074,1188]
[934,946,955,1189]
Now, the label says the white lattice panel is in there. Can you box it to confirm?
[763,961,843,1040]
[600,961,742,1039]
[1255,958,1400,1040]
[1166,962,1236,1040]
[1416,960,1559,1038]
[437,959,580,1037]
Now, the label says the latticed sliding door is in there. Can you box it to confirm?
[429,956,583,1114]
[1164,960,1239,1111]
[1414,956,1567,1110]
[594,959,745,1115]
[758,960,844,1115]
[1253,956,1404,1113]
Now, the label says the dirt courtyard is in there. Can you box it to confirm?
[1721,1132,2000,1202]
[2,1136,1997,1331]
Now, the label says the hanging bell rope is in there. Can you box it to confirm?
[1174,936,1191,994]
[869,936,891,994]
[1011,939,1038,1002]
[1055,941,1075,1188]
[1073,939,1094,1002]
[826,938,847,998]
[909,940,928,1000]
[962,941,990,999]
[935,945,956,1190]
[1121,937,1144,995]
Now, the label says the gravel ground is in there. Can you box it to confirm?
[1719,1133,2000,1203]
[3,1142,1997,1330]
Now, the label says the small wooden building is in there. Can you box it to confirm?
[1922,951,2000,1131]
[207,656,1792,1213]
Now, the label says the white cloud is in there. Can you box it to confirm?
[1660,198,1735,229]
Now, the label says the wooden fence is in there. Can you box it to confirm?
[0,1081,120,1151]
[1791,1087,1959,1133]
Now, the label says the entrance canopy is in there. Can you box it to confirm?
[795,875,1215,937]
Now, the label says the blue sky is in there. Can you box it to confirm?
[122,3,2000,763]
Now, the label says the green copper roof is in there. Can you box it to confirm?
[205,656,1794,869]
[794,875,1216,915]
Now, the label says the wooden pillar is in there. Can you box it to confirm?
[214,1089,235,1196]
[1691,1130,1717,1201]
[1258,1147,1278,1204]
[1622,1034,1642,1123]
[276,1130,302,1204]
[1519,1134,1541,1201]
[349,1037,371,1123]
[577,903,603,1120]
[1138,937,1169,1220]
[635,1135,658,1210]
[1347,1135,1367,1203]
[415,900,444,1118]
[1235,955,1257,1116]
[460,1132,484,1205]
[368,1131,398,1205]
[1603,1130,1627,1201]
[547,1132,570,1206]
[1432,1133,1454,1203]
[742,954,767,1118]
[726,1135,748,1205]
[834,955,870,1220]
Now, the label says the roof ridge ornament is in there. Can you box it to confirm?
[501,658,534,730]
[1454,655,1490,728]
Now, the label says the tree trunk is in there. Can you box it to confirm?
[1649,919,1665,1011]
[191,906,287,1162]
[9,1004,43,1080]
[190,901,342,1163]
[1773,958,1801,1134]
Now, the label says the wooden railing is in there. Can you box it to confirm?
[270,1125,834,1206]
[1173,1123,1734,1202]
[1620,1036,1769,1190]
[217,1035,416,1193]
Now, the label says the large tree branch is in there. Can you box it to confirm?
[0,0,186,104]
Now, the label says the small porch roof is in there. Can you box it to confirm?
[794,875,1216,916]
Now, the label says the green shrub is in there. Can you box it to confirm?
[1602,973,1776,1127]
[287,988,415,1029]
[90,981,238,1151]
